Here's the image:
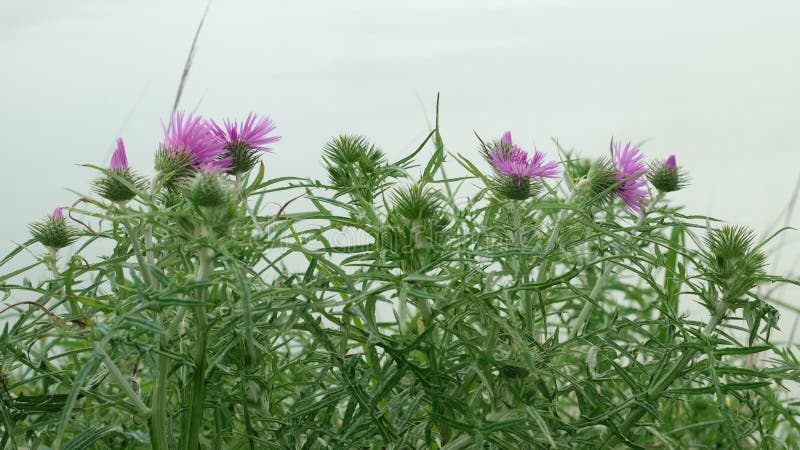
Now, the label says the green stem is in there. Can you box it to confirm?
[532,179,589,339]
[45,246,81,317]
[569,192,663,341]
[150,346,170,450]
[510,202,534,335]
[418,298,451,444]
[119,211,155,288]
[141,173,171,450]
[95,343,150,416]
[186,245,212,450]
[569,263,613,340]
[45,247,60,279]
[144,172,162,269]
[600,301,728,448]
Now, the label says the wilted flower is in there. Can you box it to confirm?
[210,113,280,174]
[95,138,144,203]
[486,131,559,200]
[30,207,79,249]
[648,153,687,193]
[611,141,649,213]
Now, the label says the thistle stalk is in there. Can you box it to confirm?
[95,343,150,416]
[532,178,589,337]
[510,202,534,334]
[569,191,664,339]
[118,207,154,288]
[145,172,170,450]
[600,301,728,448]
[185,241,213,450]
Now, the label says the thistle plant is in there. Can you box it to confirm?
[1,102,799,450]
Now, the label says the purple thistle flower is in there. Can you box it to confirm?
[161,111,225,166]
[110,138,129,170]
[612,141,649,213]
[210,113,281,152]
[489,131,560,181]
[52,207,64,218]
[665,154,677,170]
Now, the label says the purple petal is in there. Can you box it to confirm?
[612,141,650,213]
[210,113,281,152]
[161,111,225,166]
[665,154,677,169]
[110,138,129,170]
[500,131,513,145]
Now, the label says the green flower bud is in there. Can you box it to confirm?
[29,208,79,249]
[94,169,145,203]
[647,154,687,193]
[322,135,387,202]
[703,225,767,301]
[154,149,195,192]
[186,165,230,208]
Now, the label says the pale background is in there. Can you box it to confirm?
[1,0,798,330]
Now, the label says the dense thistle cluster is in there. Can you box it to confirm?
[93,111,281,206]
[33,111,279,250]
[483,131,686,213]
[19,111,793,449]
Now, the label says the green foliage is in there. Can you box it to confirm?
[1,104,798,450]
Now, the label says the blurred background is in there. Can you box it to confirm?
[1,0,798,323]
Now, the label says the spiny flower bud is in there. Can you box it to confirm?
[647,154,687,193]
[380,183,450,270]
[94,138,145,202]
[703,225,767,301]
[186,163,230,208]
[493,176,539,201]
[29,208,80,249]
[322,135,387,202]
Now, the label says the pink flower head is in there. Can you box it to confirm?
[665,154,677,170]
[52,207,64,218]
[489,131,560,181]
[612,141,649,213]
[110,138,129,170]
[161,111,224,166]
[210,113,280,152]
